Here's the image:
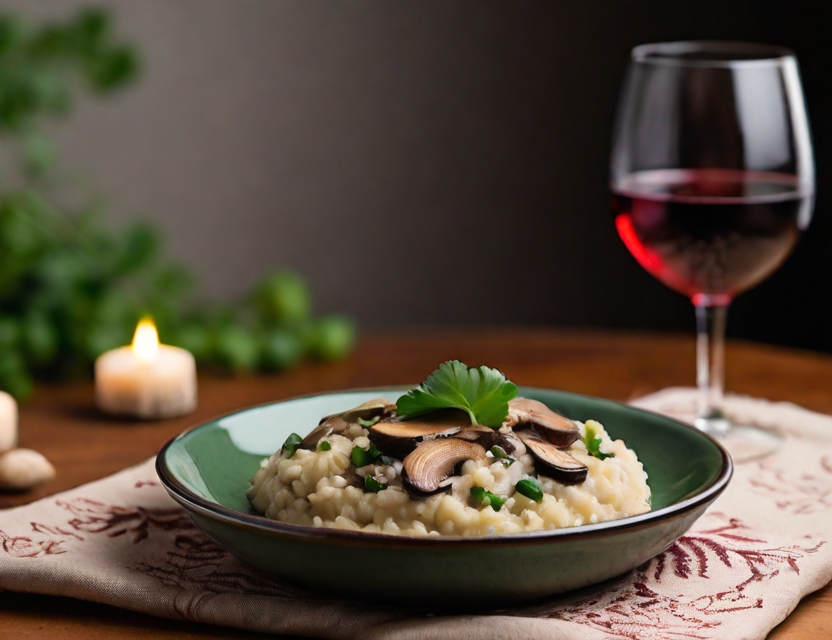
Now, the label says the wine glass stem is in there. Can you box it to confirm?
[694,302,730,436]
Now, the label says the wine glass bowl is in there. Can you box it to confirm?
[610,41,814,452]
[611,167,808,306]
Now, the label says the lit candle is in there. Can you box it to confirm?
[0,391,17,452]
[95,318,197,419]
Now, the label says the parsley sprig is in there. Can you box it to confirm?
[396,360,518,428]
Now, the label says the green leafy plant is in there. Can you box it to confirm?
[0,9,355,398]
[396,360,518,428]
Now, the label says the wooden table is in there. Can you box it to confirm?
[1,329,830,639]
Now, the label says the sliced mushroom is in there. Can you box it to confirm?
[301,398,396,450]
[337,398,397,424]
[515,430,587,485]
[455,426,516,454]
[299,415,350,450]
[507,398,580,448]
[369,421,463,459]
[368,409,471,458]
[402,438,487,494]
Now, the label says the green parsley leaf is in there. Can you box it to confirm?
[469,486,507,511]
[583,422,614,460]
[396,360,518,428]
[364,476,386,493]
[281,433,302,456]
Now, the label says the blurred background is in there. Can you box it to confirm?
[2,1,831,367]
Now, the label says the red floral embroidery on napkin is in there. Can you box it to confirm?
[0,529,66,558]
[748,455,832,514]
[539,513,824,640]
[0,492,304,606]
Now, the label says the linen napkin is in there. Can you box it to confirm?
[1,388,831,640]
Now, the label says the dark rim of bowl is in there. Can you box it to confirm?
[156,386,733,548]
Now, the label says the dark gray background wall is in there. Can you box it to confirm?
[6,1,832,351]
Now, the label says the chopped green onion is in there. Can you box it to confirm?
[583,423,614,460]
[317,440,332,452]
[490,445,509,459]
[351,443,381,467]
[380,455,396,466]
[489,445,515,467]
[351,445,370,467]
[364,476,386,492]
[281,433,302,456]
[515,477,543,502]
[469,486,507,511]
[357,415,381,427]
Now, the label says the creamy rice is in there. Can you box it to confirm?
[247,419,651,537]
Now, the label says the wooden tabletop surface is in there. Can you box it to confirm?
[1,328,830,639]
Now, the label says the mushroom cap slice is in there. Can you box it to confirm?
[369,408,471,459]
[317,398,397,425]
[454,426,516,454]
[402,438,487,494]
[299,415,349,451]
[507,398,580,448]
[369,421,463,459]
[337,398,397,424]
[300,398,396,450]
[299,398,396,449]
[515,430,587,485]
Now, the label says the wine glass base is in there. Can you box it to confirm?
[694,414,781,462]
[717,424,782,463]
[694,415,732,437]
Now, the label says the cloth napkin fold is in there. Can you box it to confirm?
[1,388,831,640]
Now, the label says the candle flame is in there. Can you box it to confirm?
[132,317,159,363]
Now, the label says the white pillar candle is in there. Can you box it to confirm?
[95,318,197,420]
[0,390,17,451]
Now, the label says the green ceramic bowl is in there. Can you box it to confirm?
[157,387,732,607]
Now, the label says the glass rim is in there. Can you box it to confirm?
[632,40,795,68]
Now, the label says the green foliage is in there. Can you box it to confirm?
[396,360,518,428]
[0,8,137,172]
[254,271,311,325]
[308,316,356,362]
[259,328,304,372]
[0,9,356,399]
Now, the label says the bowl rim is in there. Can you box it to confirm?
[156,386,733,548]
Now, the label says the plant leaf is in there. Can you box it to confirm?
[396,360,517,428]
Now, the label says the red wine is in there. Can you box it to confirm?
[611,169,811,305]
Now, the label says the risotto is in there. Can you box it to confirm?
[247,395,651,537]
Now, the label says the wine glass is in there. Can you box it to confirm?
[610,41,814,459]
